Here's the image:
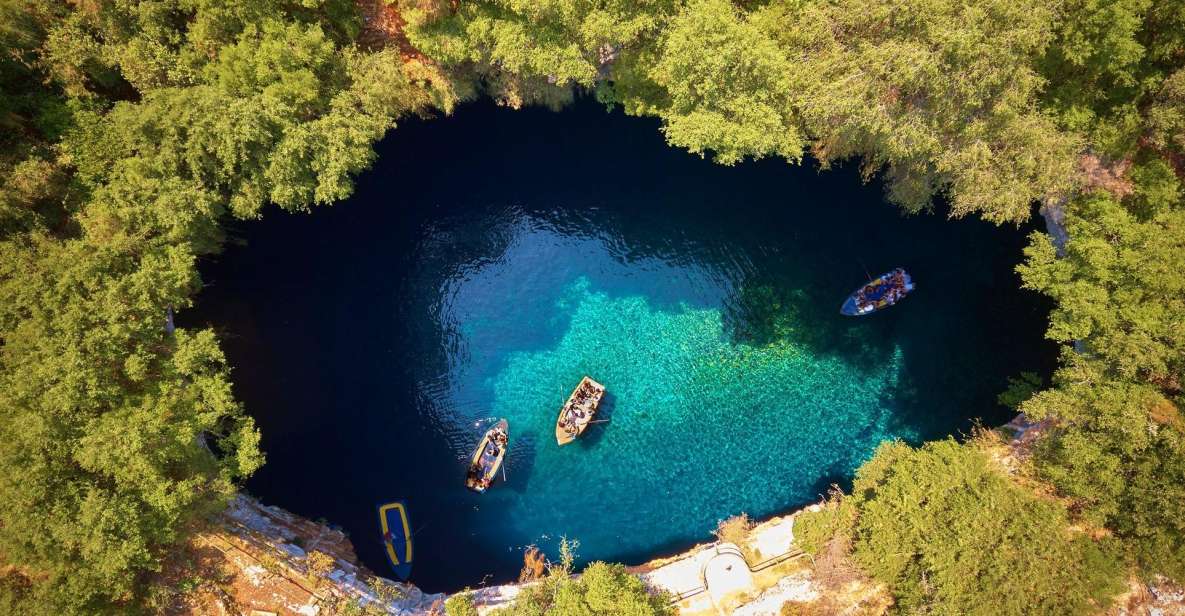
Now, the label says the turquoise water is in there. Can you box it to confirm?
[187,99,1055,590]
[489,279,908,548]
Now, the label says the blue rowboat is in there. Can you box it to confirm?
[841,268,915,316]
[377,501,413,580]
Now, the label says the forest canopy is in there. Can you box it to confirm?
[1,0,1183,613]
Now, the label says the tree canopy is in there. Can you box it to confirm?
[0,1,457,612]
[795,439,1125,616]
[1,0,1184,612]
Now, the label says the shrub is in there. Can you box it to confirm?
[306,550,336,587]
[444,591,478,616]
[369,576,406,603]
[714,513,754,547]
[519,546,547,582]
[808,440,1124,616]
[494,540,673,616]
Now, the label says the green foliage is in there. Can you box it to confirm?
[756,0,1079,222]
[0,0,454,612]
[800,440,1124,616]
[445,591,480,616]
[1019,192,1185,385]
[1040,0,1153,121]
[637,0,803,165]
[3,0,1185,611]
[1020,363,1185,579]
[1017,176,1185,582]
[792,494,856,557]
[1127,156,1182,219]
[1017,0,1185,584]
[998,371,1045,410]
[1147,67,1185,157]
[409,0,1083,222]
[401,0,679,109]
[67,19,453,222]
[402,0,678,87]
[487,539,673,616]
[0,232,264,612]
[1037,0,1185,150]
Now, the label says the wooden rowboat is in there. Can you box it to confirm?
[555,376,606,446]
[465,419,509,493]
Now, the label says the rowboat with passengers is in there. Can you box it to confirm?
[840,268,915,316]
[555,376,606,445]
[465,419,509,493]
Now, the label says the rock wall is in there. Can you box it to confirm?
[167,495,443,615]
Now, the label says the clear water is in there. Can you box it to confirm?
[185,99,1056,591]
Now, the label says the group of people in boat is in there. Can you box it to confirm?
[466,424,508,492]
[853,267,909,312]
[557,382,598,435]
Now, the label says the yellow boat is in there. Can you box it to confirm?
[555,376,606,445]
[465,419,509,493]
[377,500,412,580]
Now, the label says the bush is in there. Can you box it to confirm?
[306,551,335,587]
[492,540,673,616]
[444,591,479,616]
[805,440,1124,616]
[714,513,754,545]
[519,546,547,582]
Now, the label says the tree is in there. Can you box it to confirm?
[796,440,1124,616]
[751,0,1080,222]
[485,540,673,616]
[1020,362,1185,579]
[1018,192,1185,386]
[0,1,456,611]
[613,0,805,165]
[0,234,264,613]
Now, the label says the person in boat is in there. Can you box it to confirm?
[855,287,871,311]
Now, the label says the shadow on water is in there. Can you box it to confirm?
[807,464,853,503]
[725,279,895,376]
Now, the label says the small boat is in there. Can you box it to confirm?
[377,500,413,580]
[465,419,509,493]
[555,376,606,445]
[840,268,915,316]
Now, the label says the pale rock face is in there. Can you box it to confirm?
[207,495,445,616]
[733,572,819,616]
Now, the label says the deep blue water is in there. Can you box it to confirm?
[185,98,1056,592]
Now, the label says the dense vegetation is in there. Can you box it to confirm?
[795,439,1125,614]
[0,0,1182,613]
[445,542,673,616]
[0,1,458,612]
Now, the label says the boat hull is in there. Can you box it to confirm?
[555,376,606,445]
[377,501,413,581]
[466,419,509,492]
[840,269,914,316]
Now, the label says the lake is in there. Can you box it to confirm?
[185,98,1056,591]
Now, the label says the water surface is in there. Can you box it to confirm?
[186,98,1056,591]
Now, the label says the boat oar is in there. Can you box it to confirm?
[588,419,610,425]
